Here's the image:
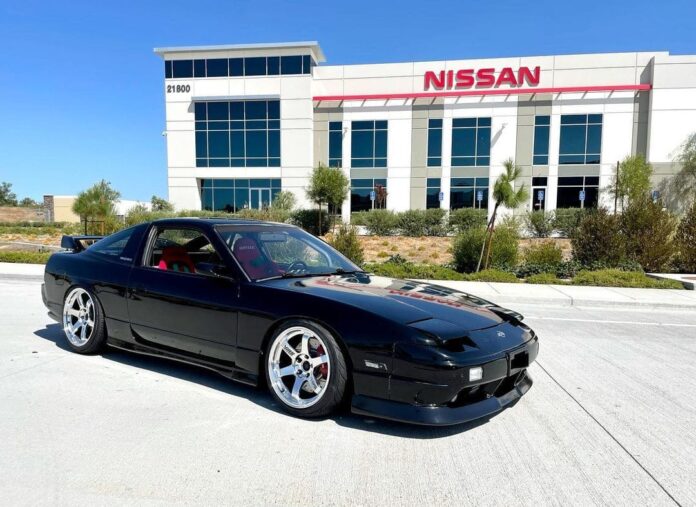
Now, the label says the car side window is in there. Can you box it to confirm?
[89,228,135,260]
[261,235,330,268]
[147,227,225,274]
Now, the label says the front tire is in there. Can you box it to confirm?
[265,320,347,418]
[62,286,107,354]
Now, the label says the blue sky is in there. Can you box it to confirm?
[0,0,694,202]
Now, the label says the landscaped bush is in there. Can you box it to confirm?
[364,260,466,280]
[452,226,519,273]
[675,201,696,272]
[328,225,364,266]
[572,208,625,267]
[554,208,587,238]
[0,250,52,264]
[572,269,683,289]
[620,196,676,272]
[524,240,563,266]
[524,211,555,238]
[448,208,487,233]
[466,269,519,283]
[289,209,330,236]
[362,210,399,236]
[525,273,568,285]
[396,209,447,237]
[350,211,370,226]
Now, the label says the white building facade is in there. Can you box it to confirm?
[155,42,696,220]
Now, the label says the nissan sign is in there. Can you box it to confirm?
[424,66,541,90]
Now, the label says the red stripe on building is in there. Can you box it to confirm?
[313,84,652,102]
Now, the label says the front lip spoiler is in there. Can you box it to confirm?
[350,371,533,426]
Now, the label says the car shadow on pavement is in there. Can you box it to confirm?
[34,323,490,439]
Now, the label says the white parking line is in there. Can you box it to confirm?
[524,316,696,328]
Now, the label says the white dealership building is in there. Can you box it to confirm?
[156,41,696,220]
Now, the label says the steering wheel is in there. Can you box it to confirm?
[286,260,308,273]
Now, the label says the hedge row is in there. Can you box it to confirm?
[351,208,487,236]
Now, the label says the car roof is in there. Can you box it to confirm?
[150,217,298,228]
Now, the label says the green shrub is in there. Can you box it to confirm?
[452,226,519,273]
[236,207,292,223]
[554,208,587,238]
[675,201,696,272]
[328,225,364,266]
[364,261,466,280]
[289,209,329,235]
[572,269,683,289]
[363,210,399,236]
[620,196,676,272]
[526,273,568,285]
[350,211,370,226]
[524,240,563,266]
[448,208,487,233]
[467,269,519,283]
[396,209,447,236]
[0,250,52,264]
[572,208,625,267]
[524,211,555,238]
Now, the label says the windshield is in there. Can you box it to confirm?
[215,225,361,281]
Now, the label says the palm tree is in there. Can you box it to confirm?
[476,159,529,271]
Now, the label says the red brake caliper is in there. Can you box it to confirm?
[316,345,328,378]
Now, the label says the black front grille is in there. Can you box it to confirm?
[448,370,525,408]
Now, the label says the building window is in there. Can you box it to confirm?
[351,178,387,211]
[200,179,281,212]
[426,178,441,209]
[351,121,387,168]
[427,119,442,167]
[556,176,599,208]
[195,100,280,168]
[165,55,312,79]
[451,117,491,167]
[533,115,550,165]
[328,122,342,167]
[450,177,489,209]
[559,114,602,164]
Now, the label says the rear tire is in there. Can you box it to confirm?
[62,286,107,354]
[265,320,347,418]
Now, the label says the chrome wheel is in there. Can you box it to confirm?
[267,326,331,409]
[62,288,95,347]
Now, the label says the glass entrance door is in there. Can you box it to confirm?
[250,188,272,209]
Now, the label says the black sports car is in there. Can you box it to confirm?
[42,218,538,426]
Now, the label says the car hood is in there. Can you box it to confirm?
[263,273,515,332]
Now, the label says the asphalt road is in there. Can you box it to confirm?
[1,276,695,506]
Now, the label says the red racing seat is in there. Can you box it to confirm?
[232,237,281,279]
[157,245,196,273]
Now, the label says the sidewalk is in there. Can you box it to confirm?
[3,262,696,311]
[426,280,696,311]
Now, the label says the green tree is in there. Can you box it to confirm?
[271,190,297,211]
[608,155,653,211]
[151,195,174,212]
[18,197,40,207]
[675,201,696,272]
[306,164,349,233]
[477,159,529,271]
[0,182,17,206]
[661,133,696,212]
[72,180,121,234]
[620,195,676,272]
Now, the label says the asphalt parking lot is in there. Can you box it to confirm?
[1,275,695,506]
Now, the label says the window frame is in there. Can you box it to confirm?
[559,114,603,165]
[451,117,491,167]
[350,120,388,168]
[532,115,550,165]
[427,119,443,167]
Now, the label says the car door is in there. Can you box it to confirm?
[126,225,239,365]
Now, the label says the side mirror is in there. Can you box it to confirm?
[196,262,235,282]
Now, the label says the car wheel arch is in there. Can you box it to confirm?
[257,316,354,393]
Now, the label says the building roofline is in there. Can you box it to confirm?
[153,41,326,63]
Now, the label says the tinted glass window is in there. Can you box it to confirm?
[426,178,441,209]
[172,60,193,78]
[351,178,387,211]
[559,114,602,164]
[199,179,281,212]
[427,119,442,167]
[245,57,266,76]
[281,55,303,75]
[351,121,388,168]
[206,58,228,77]
[89,227,136,260]
[165,60,172,78]
[450,177,488,210]
[302,55,311,73]
[452,117,491,167]
[229,58,243,76]
[329,121,343,167]
[194,100,280,168]
[193,59,206,77]
[533,115,550,165]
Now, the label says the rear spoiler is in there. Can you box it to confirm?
[60,235,103,252]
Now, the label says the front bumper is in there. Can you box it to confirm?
[351,369,533,426]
